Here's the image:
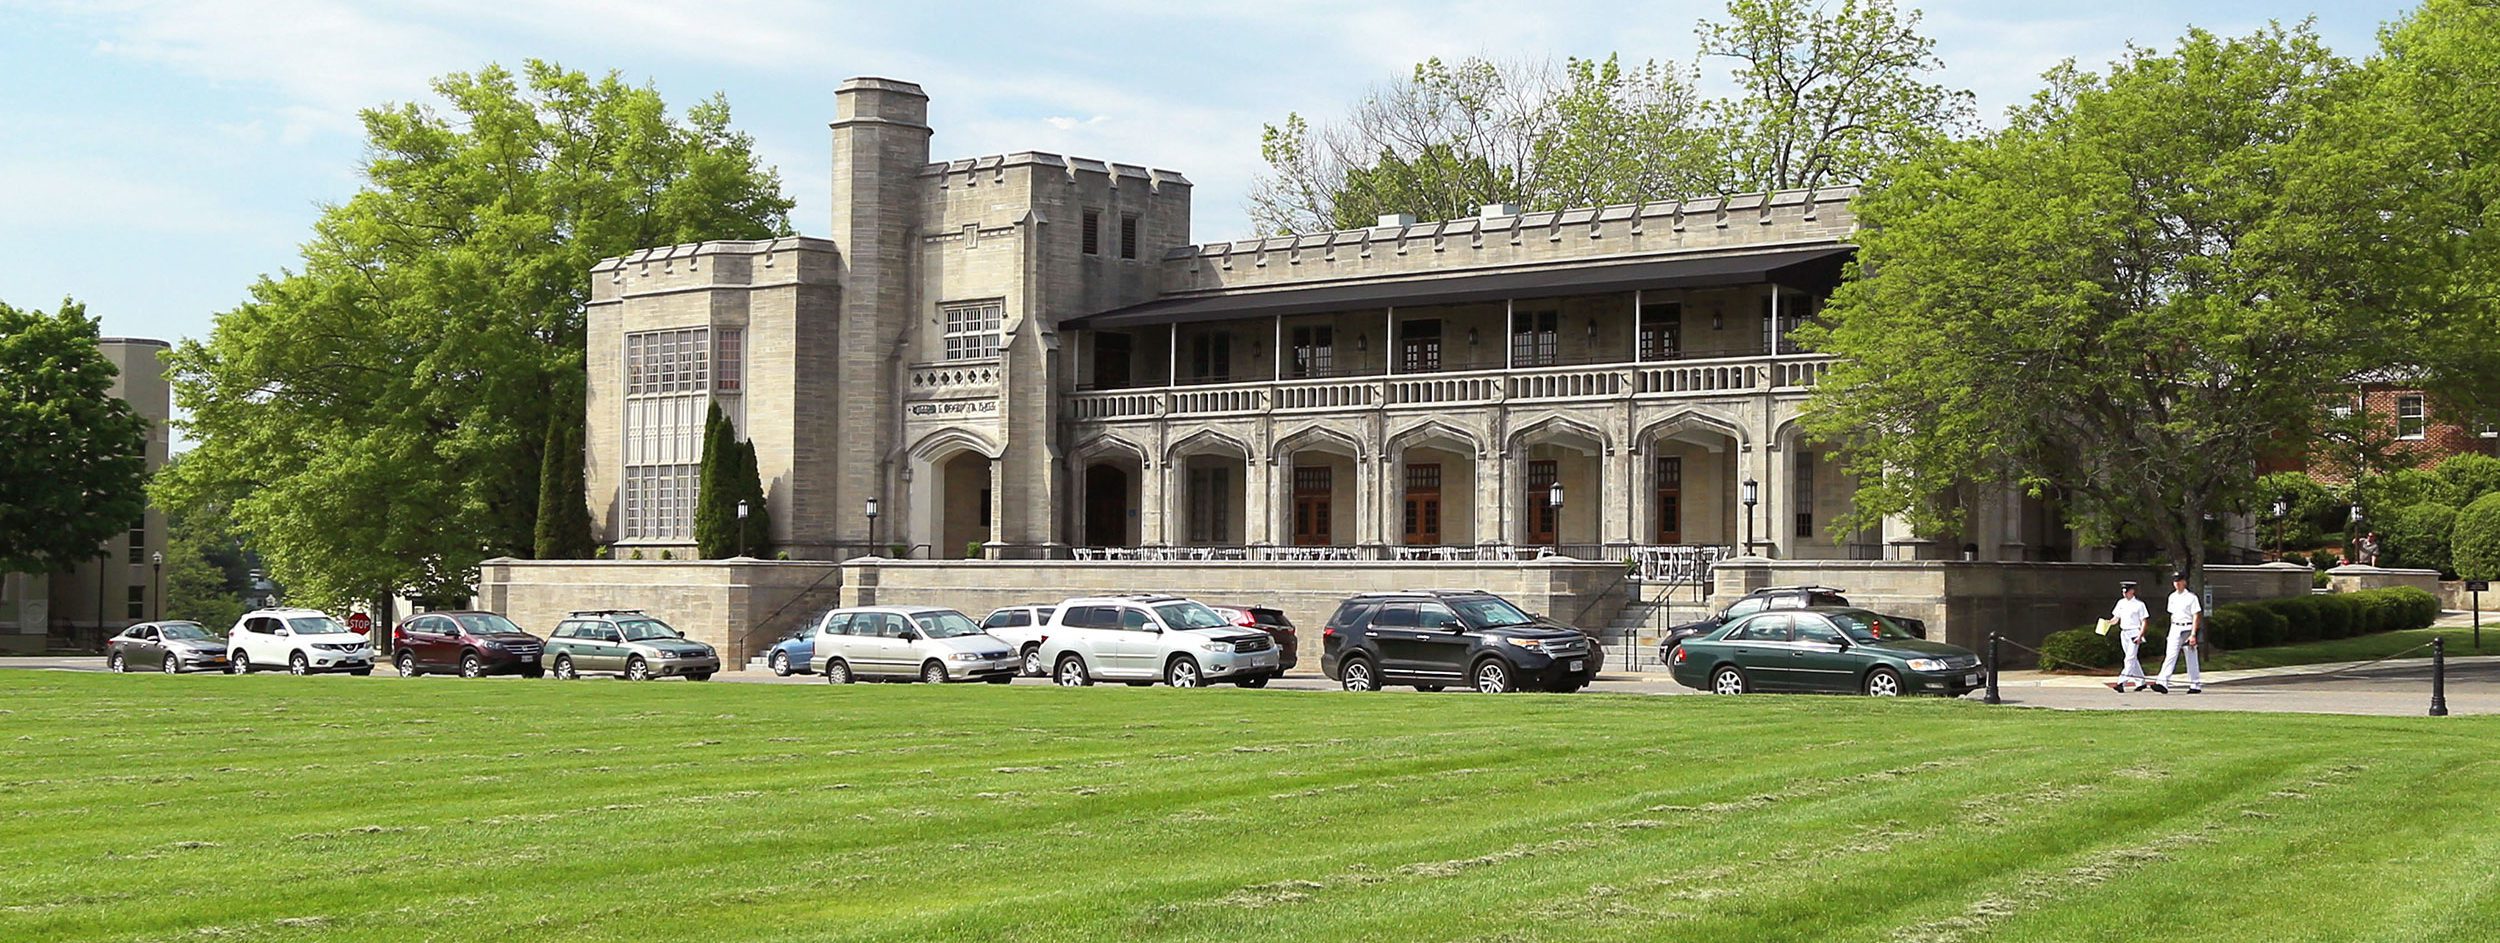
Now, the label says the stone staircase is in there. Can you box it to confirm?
[1597,591,1714,673]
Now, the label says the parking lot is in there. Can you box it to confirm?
[14,652,2498,715]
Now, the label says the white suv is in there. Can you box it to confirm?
[1039,595,1283,688]
[978,604,1058,676]
[227,608,375,675]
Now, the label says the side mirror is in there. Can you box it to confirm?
[1438,620,1464,631]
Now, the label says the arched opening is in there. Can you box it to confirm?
[936,450,993,559]
[1082,461,1138,548]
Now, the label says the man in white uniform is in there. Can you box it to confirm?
[2153,572,2203,694]
[2104,581,2150,692]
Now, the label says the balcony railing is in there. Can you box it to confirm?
[1066,353,1832,422]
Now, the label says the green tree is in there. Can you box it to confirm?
[158,61,791,610]
[160,497,254,631]
[732,437,773,559]
[2356,468,2461,521]
[2454,493,2500,581]
[2433,453,2500,508]
[0,298,150,573]
[1696,0,1975,192]
[695,403,734,558]
[531,400,594,559]
[2382,502,2458,576]
[2340,0,2500,433]
[1798,25,2379,586]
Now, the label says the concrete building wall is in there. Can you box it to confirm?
[12,337,171,651]
[475,558,846,661]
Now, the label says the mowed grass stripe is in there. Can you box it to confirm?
[7,674,2500,942]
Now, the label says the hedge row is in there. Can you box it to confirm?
[2036,587,2441,671]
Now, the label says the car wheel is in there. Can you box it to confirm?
[625,657,651,681]
[553,655,578,680]
[1711,665,1747,695]
[922,660,950,684]
[1413,684,1444,693]
[108,651,126,673]
[288,652,311,676]
[1864,667,1902,697]
[459,653,484,679]
[230,652,251,674]
[1472,659,1514,694]
[163,654,181,674]
[1021,645,1045,678]
[1233,675,1269,689]
[1055,655,1092,687]
[770,651,792,677]
[823,659,853,684]
[396,651,421,678]
[1165,656,1202,688]
[1339,657,1377,692]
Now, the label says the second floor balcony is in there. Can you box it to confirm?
[1067,352,1832,422]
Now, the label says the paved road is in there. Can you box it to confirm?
[8,654,2490,716]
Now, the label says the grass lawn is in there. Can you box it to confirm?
[5,673,2498,942]
[2206,625,2500,671]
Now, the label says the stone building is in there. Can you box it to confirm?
[585,77,2078,567]
[0,337,171,653]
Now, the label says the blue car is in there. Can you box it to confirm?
[764,616,823,676]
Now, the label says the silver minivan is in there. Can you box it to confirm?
[816,606,1018,685]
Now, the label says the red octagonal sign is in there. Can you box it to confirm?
[346,612,373,634]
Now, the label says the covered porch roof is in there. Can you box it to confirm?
[1066,244,1851,330]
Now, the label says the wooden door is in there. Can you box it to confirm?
[1084,464,1127,547]
[1525,460,1558,547]
[1654,456,1683,544]
[1403,463,1442,545]
[1293,465,1333,546]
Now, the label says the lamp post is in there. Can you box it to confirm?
[1547,480,1564,550]
[864,496,881,558]
[1741,477,1760,555]
[150,551,163,622]
[2270,497,2289,560]
[735,501,749,560]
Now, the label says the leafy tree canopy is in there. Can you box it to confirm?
[0,298,151,573]
[1797,24,2382,582]
[157,61,791,610]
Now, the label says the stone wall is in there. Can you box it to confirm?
[2325,565,2444,596]
[2440,581,2498,613]
[474,558,846,661]
[842,558,1631,668]
[1708,559,2313,663]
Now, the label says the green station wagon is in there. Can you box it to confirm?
[1668,607,1983,697]
[543,610,720,681]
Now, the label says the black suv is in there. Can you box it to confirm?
[1321,589,1601,694]
[1657,585,1927,663]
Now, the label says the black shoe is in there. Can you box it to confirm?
[2148,682,2170,694]
[2184,687,2203,695]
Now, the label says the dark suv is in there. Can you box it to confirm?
[1321,590,1600,694]
[392,610,545,678]
[1657,585,1926,663]
[1210,605,1299,673]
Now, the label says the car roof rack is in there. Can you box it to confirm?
[1759,585,1847,594]
[567,608,648,617]
[1398,588,1495,596]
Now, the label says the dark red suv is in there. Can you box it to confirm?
[1211,605,1299,673]
[391,611,546,678]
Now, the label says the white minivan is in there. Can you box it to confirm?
[227,608,375,675]
[1039,595,1282,688]
[816,607,1018,685]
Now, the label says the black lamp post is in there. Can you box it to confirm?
[150,551,163,622]
[865,496,881,557]
[2270,497,2289,560]
[735,500,749,560]
[1741,477,1760,554]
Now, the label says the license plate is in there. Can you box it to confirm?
[1568,659,1585,672]
[1964,673,1980,686]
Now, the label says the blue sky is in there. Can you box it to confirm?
[0,0,2415,352]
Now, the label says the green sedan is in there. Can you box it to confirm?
[1668,607,1985,697]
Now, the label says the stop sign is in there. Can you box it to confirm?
[346,612,373,635]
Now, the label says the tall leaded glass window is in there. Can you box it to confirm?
[942,300,1003,361]
[622,327,709,541]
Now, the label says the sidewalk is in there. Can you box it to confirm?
[1994,655,2500,689]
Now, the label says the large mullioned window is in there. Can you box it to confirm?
[942,300,1003,361]
[623,327,710,541]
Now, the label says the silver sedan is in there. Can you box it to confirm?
[106,622,231,673]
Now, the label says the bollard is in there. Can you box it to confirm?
[1985,632,2002,705]
[2430,637,2449,717]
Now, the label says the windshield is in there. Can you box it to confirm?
[1828,611,1917,643]
[285,616,349,636]
[451,613,523,635]
[911,611,983,638]
[617,619,683,642]
[1153,602,1231,630]
[1449,596,1535,629]
[160,623,213,641]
